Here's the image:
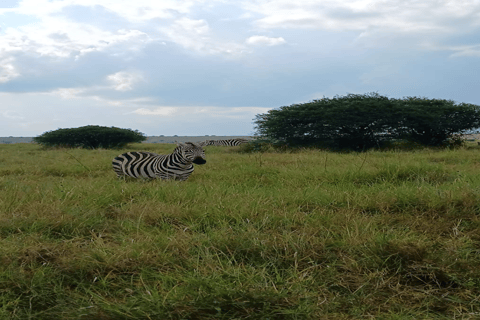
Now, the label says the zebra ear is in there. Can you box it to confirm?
[176,141,186,147]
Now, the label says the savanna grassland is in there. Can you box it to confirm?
[1,142,480,319]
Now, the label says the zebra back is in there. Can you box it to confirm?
[112,142,206,181]
[202,138,250,146]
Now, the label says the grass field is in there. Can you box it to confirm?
[1,143,480,319]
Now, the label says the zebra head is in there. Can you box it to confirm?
[175,142,207,165]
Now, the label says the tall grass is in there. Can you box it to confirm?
[1,143,480,319]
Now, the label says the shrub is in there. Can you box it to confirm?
[33,125,147,149]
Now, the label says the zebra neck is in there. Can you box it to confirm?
[171,153,192,167]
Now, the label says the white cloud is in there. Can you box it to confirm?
[8,0,198,22]
[174,17,210,35]
[48,88,85,99]
[242,0,480,34]
[160,17,248,56]
[107,71,144,91]
[239,0,480,51]
[0,58,19,82]
[0,1,161,61]
[34,73,146,104]
[0,0,227,60]
[2,0,478,61]
[160,17,210,52]
[246,35,286,46]
[0,19,150,59]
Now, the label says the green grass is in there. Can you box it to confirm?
[1,143,480,319]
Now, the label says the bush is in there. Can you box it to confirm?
[33,125,147,149]
[254,93,480,151]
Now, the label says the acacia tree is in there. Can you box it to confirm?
[254,93,480,150]
[33,125,147,149]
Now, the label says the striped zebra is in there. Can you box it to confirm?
[112,142,206,181]
[197,141,207,147]
[202,138,250,147]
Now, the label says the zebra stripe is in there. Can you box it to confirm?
[112,142,206,181]
[202,138,250,146]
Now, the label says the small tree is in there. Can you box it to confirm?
[254,93,480,150]
[33,125,147,149]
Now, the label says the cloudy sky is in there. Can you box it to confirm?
[1,0,479,137]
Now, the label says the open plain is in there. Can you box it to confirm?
[1,142,480,319]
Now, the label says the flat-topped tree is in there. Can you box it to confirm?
[254,92,480,151]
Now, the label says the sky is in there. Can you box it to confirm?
[0,0,479,137]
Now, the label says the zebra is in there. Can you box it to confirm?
[197,141,207,147]
[112,142,206,181]
[202,138,250,147]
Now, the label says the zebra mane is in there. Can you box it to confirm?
[175,141,202,149]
